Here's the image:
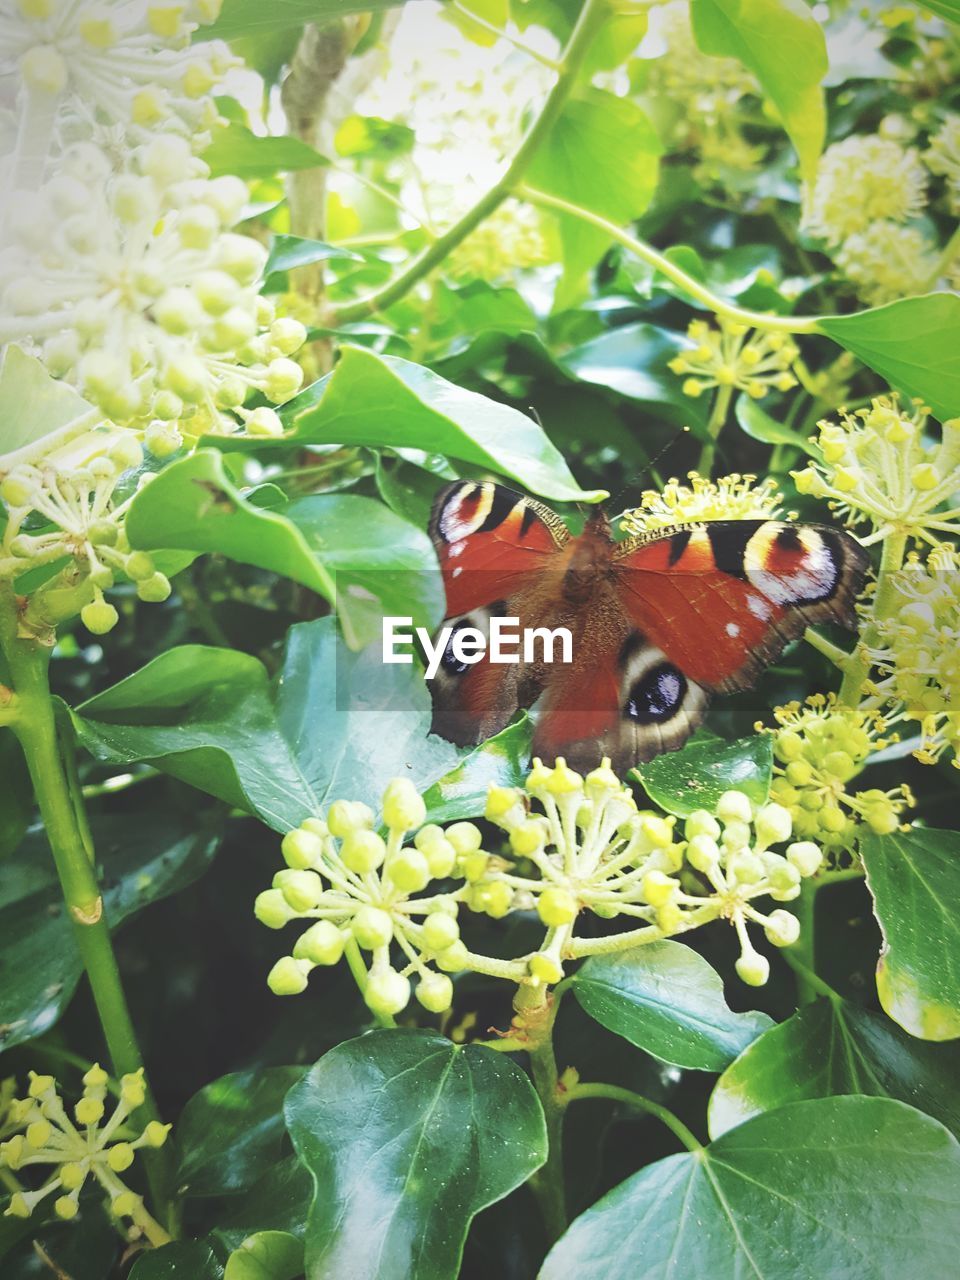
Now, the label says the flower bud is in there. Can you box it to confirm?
[178,203,220,249]
[81,599,119,635]
[485,785,522,820]
[270,317,307,355]
[140,135,193,187]
[385,847,430,894]
[59,1162,86,1191]
[382,778,426,832]
[416,973,453,1014]
[144,423,183,459]
[75,1096,105,1126]
[264,358,304,403]
[245,407,283,437]
[686,833,721,872]
[281,827,324,870]
[142,1121,171,1147]
[267,956,310,996]
[445,822,482,855]
[351,905,393,950]
[764,909,800,947]
[107,1142,135,1172]
[545,759,583,795]
[1,473,35,508]
[124,551,156,583]
[216,233,265,282]
[436,940,469,972]
[785,841,822,877]
[21,46,68,94]
[54,1195,79,1220]
[685,809,721,840]
[416,830,456,879]
[328,799,374,838]
[461,851,490,883]
[735,949,770,987]
[510,820,545,856]
[26,1120,51,1149]
[529,952,563,984]
[727,853,764,885]
[120,1071,146,1109]
[6,1192,31,1218]
[137,572,172,603]
[754,802,792,848]
[717,790,753,824]
[340,829,386,874]
[421,912,460,952]
[365,968,410,1016]
[294,921,344,966]
[275,869,324,913]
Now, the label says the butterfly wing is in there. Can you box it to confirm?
[428,482,571,744]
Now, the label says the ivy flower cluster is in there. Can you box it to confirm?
[927,114,960,213]
[803,129,956,304]
[763,694,913,855]
[0,424,171,638]
[1,0,229,191]
[0,1068,169,1235]
[668,319,799,401]
[619,471,786,535]
[0,138,306,437]
[793,397,960,549]
[870,552,960,767]
[258,768,828,1017]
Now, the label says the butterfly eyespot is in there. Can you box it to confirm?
[625,663,687,724]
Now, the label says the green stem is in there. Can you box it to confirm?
[342,937,396,1028]
[564,1083,702,1152]
[519,186,825,334]
[789,878,818,1006]
[780,946,841,1003]
[0,586,175,1230]
[803,627,853,670]
[698,383,733,474]
[838,530,908,706]
[528,1031,568,1242]
[330,0,611,325]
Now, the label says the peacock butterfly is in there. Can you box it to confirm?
[427,480,869,773]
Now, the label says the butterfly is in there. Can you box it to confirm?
[427,480,869,774]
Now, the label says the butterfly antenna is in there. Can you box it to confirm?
[607,425,693,513]
[528,404,545,430]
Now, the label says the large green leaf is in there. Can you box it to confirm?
[177,1068,305,1198]
[540,1097,960,1279]
[690,0,827,183]
[202,123,327,179]
[571,941,773,1071]
[419,716,532,824]
[633,734,773,817]
[0,345,94,462]
[735,393,818,456]
[129,1241,224,1280]
[526,88,661,302]
[0,814,219,1052]
[224,1233,302,1280]
[208,347,605,503]
[709,997,960,1138]
[201,0,408,41]
[558,323,710,433]
[819,294,960,423]
[285,1029,547,1280]
[862,827,960,1041]
[71,647,315,832]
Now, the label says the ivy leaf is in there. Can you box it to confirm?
[208,346,606,503]
[202,122,327,179]
[819,294,960,423]
[262,234,361,289]
[420,716,533,824]
[540,1097,960,1279]
[632,734,773,816]
[558,323,710,433]
[71,647,314,831]
[0,814,219,1052]
[862,827,960,1041]
[571,942,773,1070]
[911,0,960,24]
[224,1232,302,1280]
[709,997,960,1138]
[177,1068,305,1198]
[200,0,408,41]
[129,1241,224,1280]
[0,345,94,461]
[0,731,30,859]
[690,0,828,183]
[735,393,818,456]
[526,88,661,303]
[212,1158,313,1256]
[285,1030,547,1280]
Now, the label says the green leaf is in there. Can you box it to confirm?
[208,346,606,503]
[285,1029,547,1280]
[558,323,710,434]
[862,827,960,1041]
[201,0,408,41]
[540,1097,960,1280]
[202,122,327,179]
[819,294,960,423]
[633,734,773,817]
[0,814,219,1052]
[71,647,315,832]
[213,1158,313,1256]
[735,393,818,456]
[274,618,461,816]
[129,1241,224,1280]
[690,0,827,183]
[284,492,443,644]
[526,88,661,301]
[0,731,30,859]
[224,1232,302,1280]
[709,997,960,1138]
[177,1068,305,1198]
[420,716,533,824]
[0,345,95,462]
[571,941,773,1070]
[125,448,337,602]
[912,0,960,24]
[263,233,361,281]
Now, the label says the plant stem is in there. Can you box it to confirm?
[698,383,733,474]
[0,586,174,1230]
[780,946,841,1003]
[564,1083,702,1152]
[789,878,818,1006]
[528,1031,568,1242]
[520,186,825,335]
[838,530,908,706]
[330,0,611,325]
[804,627,853,670]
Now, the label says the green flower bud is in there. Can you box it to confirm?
[255,889,295,929]
[89,565,115,590]
[445,822,482,855]
[281,827,324,870]
[54,1196,79,1220]
[686,833,721,872]
[6,1192,30,1218]
[717,790,753,824]
[107,1142,135,1172]
[194,270,240,316]
[216,233,265,283]
[529,952,563,984]
[435,940,469,972]
[110,437,144,472]
[735,949,770,987]
[510,820,546,856]
[59,1162,86,1191]
[136,572,172,603]
[340,829,386,874]
[155,287,205,336]
[245,407,283,437]
[264,358,304,403]
[382,778,426,832]
[275,869,324,913]
[480,879,513,918]
[87,519,118,547]
[351,905,393,950]
[727,853,764,885]
[212,306,257,350]
[416,972,454,1013]
[461,851,490,883]
[177,203,220,249]
[485,784,522,820]
[124,551,156,582]
[421,912,460,952]
[294,921,344,966]
[144,423,182,459]
[365,968,410,1017]
[270,317,307,356]
[26,1119,52,1149]
[386,847,431,893]
[754,802,792,848]
[685,809,721,840]
[81,599,119,635]
[75,1096,104,1126]
[641,870,679,906]
[142,1121,171,1148]
[267,956,310,996]
[0,474,35,508]
[164,354,208,403]
[328,799,374,838]
[785,841,822,877]
[537,886,578,925]
[764,909,800,947]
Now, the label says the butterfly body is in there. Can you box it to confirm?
[428,481,868,773]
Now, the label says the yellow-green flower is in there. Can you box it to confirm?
[804,134,928,246]
[620,471,787,536]
[668,319,799,401]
